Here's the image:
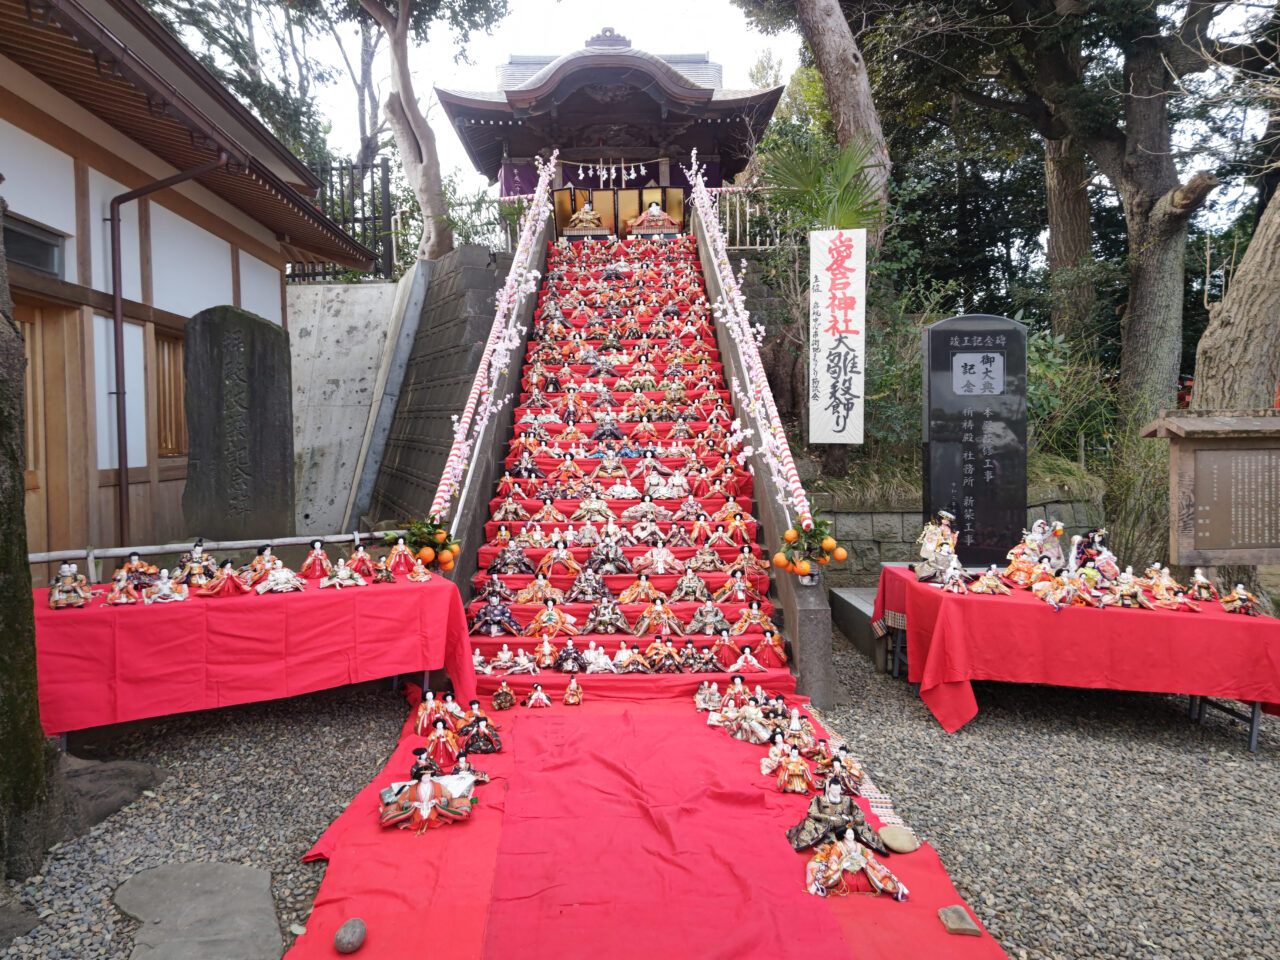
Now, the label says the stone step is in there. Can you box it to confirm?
[830,586,885,672]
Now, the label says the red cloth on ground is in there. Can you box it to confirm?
[874,565,1280,732]
[34,577,475,735]
[288,681,1005,960]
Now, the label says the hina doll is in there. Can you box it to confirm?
[526,683,552,708]
[415,692,452,734]
[506,648,540,675]
[492,680,516,711]
[530,497,568,524]
[457,700,501,737]
[711,629,743,667]
[319,559,367,589]
[480,575,517,602]
[694,681,722,711]
[452,753,490,784]
[552,639,590,672]
[563,676,584,705]
[526,599,578,639]
[728,645,767,673]
[174,540,217,586]
[777,746,817,794]
[494,495,532,522]
[647,636,684,672]
[582,596,632,634]
[721,676,752,708]
[686,594,729,635]
[409,746,442,782]
[463,720,502,754]
[618,574,665,604]
[725,546,770,578]
[938,556,970,594]
[386,536,416,576]
[531,635,560,669]
[565,567,612,604]
[378,775,477,834]
[687,545,726,573]
[423,718,461,768]
[760,630,789,666]
[805,827,909,901]
[144,569,189,604]
[515,572,564,605]
[633,540,684,576]
[489,543,535,575]
[118,552,160,589]
[787,780,886,855]
[969,565,1012,595]
[472,597,522,637]
[372,558,397,584]
[618,644,654,673]
[1221,584,1261,616]
[1190,568,1220,602]
[472,649,492,675]
[441,694,467,727]
[571,495,616,522]
[727,698,773,745]
[104,569,142,605]
[255,559,307,594]
[538,539,582,576]
[731,600,778,635]
[198,560,253,598]
[347,545,375,578]
[632,598,685,636]
[408,560,433,582]
[1100,568,1156,609]
[713,570,762,604]
[783,708,819,755]
[300,540,333,579]
[760,731,787,777]
[588,538,632,575]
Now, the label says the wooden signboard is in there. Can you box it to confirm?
[1141,410,1280,565]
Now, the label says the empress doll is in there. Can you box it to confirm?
[526,683,552,708]
[805,827,908,901]
[386,536,416,576]
[632,598,684,636]
[728,645,767,673]
[300,539,333,579]
[198,561,252,598]
[760,731,787,778]
[731,601,778,636]
[347,545,375,578]
[422,718,460,769]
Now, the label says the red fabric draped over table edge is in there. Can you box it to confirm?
[33,576,475,735]
[873,565,1280,733]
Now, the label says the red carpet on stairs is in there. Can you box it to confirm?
[287,236,1005,958]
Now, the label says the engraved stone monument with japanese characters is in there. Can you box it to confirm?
[922,314,1027,567]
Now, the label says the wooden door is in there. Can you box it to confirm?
[16,300,50,583]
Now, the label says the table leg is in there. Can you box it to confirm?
[1187,695,1198,719]
[1249,701,1261,753]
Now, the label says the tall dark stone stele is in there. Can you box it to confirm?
[182,306,296,540]
[922,314,1028,567]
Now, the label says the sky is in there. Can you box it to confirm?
[316,0,801,193]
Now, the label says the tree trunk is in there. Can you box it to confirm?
[1044,136,1096,342]
[1192,188,1280,410]
[0,189,48,876]
[791,0,890,254]
[371,4,454,260]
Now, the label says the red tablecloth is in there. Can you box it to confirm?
[34,577,474,735]
[874,566,1280,733]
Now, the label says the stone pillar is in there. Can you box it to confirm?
[182,306,295,540]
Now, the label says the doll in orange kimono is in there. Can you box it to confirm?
[422,718,461,769]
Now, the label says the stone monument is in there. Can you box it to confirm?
[182,305,295,540]
[922,314,1027,567]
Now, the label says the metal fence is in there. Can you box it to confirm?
[288,158,394,282]
[715,191,779,249]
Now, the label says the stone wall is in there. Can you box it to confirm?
[366,246,512,525]
[816,491,1106,588]
[288,279,400,534]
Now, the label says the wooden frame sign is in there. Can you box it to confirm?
[1141,410,1280,565]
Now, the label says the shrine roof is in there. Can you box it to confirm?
[436,27,781,183]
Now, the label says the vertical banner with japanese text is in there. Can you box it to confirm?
[809,229,866,444]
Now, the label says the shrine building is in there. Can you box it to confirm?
[436,27,782,235]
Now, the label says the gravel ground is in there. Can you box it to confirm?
[820,632,1280,960]
[1,683,406,960]
[5,645,1277,960]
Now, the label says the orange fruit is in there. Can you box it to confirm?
[783,529,799,543]
[832,547,848,563]
[796,559,811,576]
[821,537,838,553]
[417,546,436,564]
[816,556,830,566]
[772,552,788,568]
[433,530,448,543]
[439,559,454,572]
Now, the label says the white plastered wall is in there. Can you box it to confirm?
[0,115,78,277]
[239,249,282,324]
[149,203,233,317]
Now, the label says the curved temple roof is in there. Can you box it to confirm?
[437,27,781,184]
